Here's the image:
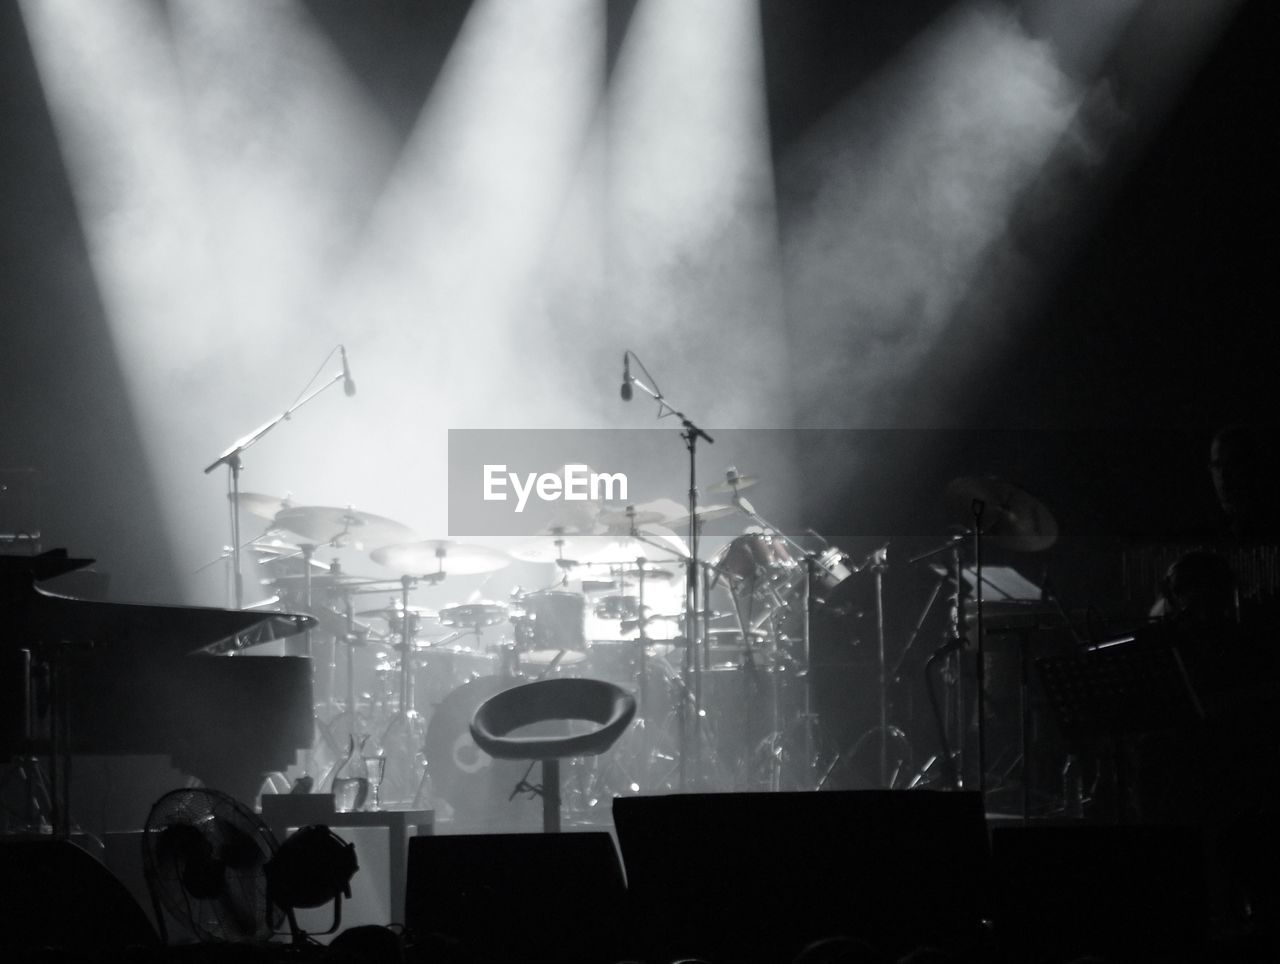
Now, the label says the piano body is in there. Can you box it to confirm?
[2,551,316,815]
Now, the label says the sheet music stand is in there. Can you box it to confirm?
[1037,637,1205,747]
[1038,636,1205,823]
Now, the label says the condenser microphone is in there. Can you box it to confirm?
[620,352,633,401]
[340,345,357,397]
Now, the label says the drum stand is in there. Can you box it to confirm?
[378,575,430,807]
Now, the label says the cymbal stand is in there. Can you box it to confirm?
[971,500,988,800]
[895,536,963,789]
[203,350,349,610]
[621,353,713,791]
[372,574,432,806]
[0,648,53,834]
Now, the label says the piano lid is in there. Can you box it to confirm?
[3,578,315,656]
[0,548,94,581]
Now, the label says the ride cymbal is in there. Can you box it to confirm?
[944,476,1057,552]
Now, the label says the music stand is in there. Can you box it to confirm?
[1037,638,1204,746]
[1038,636,1205,822]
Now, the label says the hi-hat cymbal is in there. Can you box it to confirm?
[370,540,512,576]
[235,492,294,523]
[944,477,1058,552]
[707,470,759,494]
[664,504,737,529]
[274,505,416,549]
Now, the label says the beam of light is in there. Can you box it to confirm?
[20,0,398,602]
[321,0,607,545]
[780,0,1242,437]
[777,0,1149,433]
[602,0,791,432]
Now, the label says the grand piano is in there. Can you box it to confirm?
[2,550,316,816]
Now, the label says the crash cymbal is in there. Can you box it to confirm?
[274,505,416,549]
[234,492,295,523]
[944,477,1058,552]
[438,602,508,629]
[370,540,511,576]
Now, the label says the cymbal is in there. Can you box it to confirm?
[945,477,1057,552]
[707,470,759,494]
[356,603,439,622]
[267,572,387,591]
[438,602,508,629]
[614,566,676,581]
[664,504,737,529]
[235,492,294,523]
[596,507,667,530]
[274,505,416,549]
[371,540,511,576]
[509,534,667,567]
[248,542,328,572]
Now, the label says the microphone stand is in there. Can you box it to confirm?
[203,367,347,610]
[623,359,713,790]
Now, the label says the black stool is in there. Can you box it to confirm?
[469,677,636,832]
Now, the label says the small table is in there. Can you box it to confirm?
[262,796,432,919]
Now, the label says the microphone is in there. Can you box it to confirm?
[340,345,357,397]
[620,352,633,401]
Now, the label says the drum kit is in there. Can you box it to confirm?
[227,464,1060,827]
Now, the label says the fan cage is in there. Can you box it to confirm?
[142,787,284,943]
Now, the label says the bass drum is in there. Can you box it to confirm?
[423,675,554,831]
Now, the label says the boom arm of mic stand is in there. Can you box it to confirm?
[203,370,347,474]
[202,368,346,610]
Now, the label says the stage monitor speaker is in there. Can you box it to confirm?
[990,825,1207,961]
[0,837,158,953]
[612,790,989,963]
[404,831,625,963]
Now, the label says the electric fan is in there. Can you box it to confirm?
[142,787,283,943]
